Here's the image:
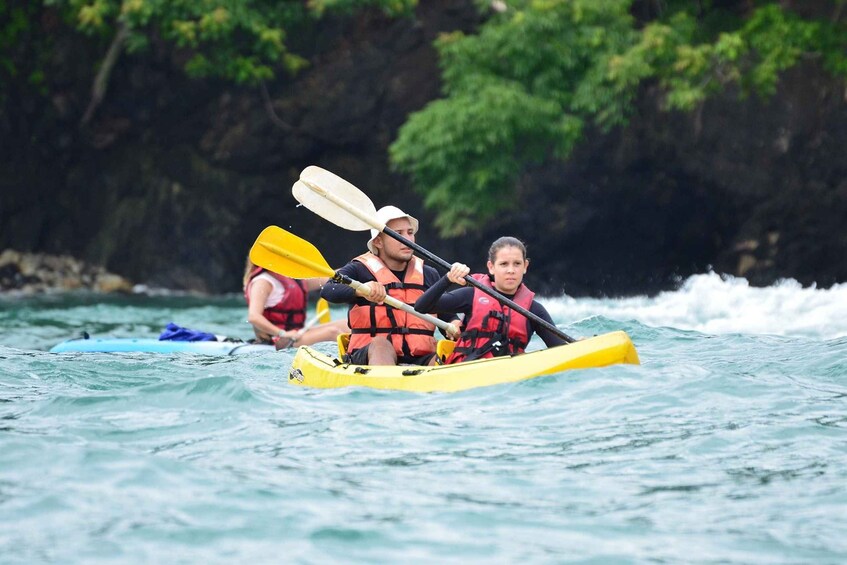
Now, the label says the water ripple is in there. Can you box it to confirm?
[2,293,847,562]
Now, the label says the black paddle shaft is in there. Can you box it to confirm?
[382,227,575,343]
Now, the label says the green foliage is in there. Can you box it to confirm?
[307,0,415,17]
[1,2,50,103]
[392,0,635,235]
[1,2,34,79]
[391,0,847,236]
[637,5,847,109]
[40,0,416,85]
[392,82,582,234]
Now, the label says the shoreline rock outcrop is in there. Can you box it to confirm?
[0,249,134,295]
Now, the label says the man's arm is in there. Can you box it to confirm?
[421,266,463,324]
[320,262,372,303]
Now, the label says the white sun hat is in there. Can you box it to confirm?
[367,205,419,254]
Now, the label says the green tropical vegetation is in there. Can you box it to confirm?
[0,0,414,121]
[2,0,844,239]
[389,0,847,235]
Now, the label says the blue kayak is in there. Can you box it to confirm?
[49,337,274,355]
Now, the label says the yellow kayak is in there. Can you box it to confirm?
[288,331,640,393]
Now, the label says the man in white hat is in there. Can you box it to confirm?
[320,205,460,366]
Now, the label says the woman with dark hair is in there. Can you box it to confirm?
[415,237,566,364]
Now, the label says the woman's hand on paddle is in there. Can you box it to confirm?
[274,329,299,349]
[447,263,470,285]
[356,281,386,304]
[446,320,462,341]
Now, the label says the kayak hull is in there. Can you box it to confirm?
[288,330,640,393]
[50,337,274,355]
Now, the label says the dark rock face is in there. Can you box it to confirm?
[435,61,846,297]
[1,2,845,297]
[454,61,847,297]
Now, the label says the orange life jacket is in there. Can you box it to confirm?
[244,268,307,330]
[446,273,534,364]
[347,253,436,357]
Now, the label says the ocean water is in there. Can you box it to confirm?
[1,273,845,563]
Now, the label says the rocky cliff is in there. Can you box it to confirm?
[2,2,845,296]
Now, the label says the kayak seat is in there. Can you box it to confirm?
[436,340,455,365]
[336,333,456,365]
[337,333,351,358]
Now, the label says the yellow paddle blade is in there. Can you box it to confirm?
[316,298,331,324]
[249,226,335,279]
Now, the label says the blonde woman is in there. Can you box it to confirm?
[243,258,348,348]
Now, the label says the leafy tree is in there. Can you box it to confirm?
[390,0,847,236]
[35,0,415,124]
[1,2,48,104]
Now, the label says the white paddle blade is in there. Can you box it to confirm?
[292,181,374,231]
[294,166,378,231]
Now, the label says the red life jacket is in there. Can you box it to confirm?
[244,268,307,330]
[347,253,436,357]
[446,273,534,364]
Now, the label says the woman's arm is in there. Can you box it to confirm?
[246,279,290,340]
[530,301,567,347]
[414,275,452,313]
[417,262,471,313]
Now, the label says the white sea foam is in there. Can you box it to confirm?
[543,272,847,340]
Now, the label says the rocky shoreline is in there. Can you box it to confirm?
[0,249,134,295]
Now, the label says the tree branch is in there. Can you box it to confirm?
[259,79,293,130]
[80,21,129,127]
